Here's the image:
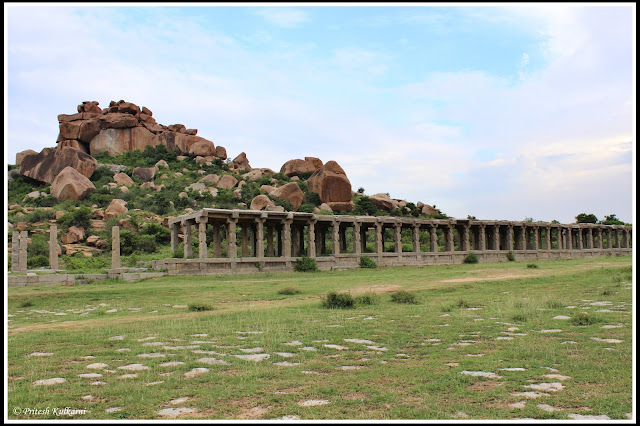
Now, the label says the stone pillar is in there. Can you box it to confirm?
[587,228,594,249]
[566,227,573,250]
[332,221,340,256]
[256,218,265,259]
[622,229,629,248]
[375,223,383,255]
[11,231,20,273]
[198,217,208,260]
[308,219,316,258]
[532,227,539,251]
[49,225,59,270]
[213,223,222,257]
[266,224,274,256]
[478,225,486,251]
[394,223,403,253]
[339,226,347,252]
[354,222,362,255]
[430,225,438,252]
[111,226,120,270]
[183,221,193,258]
[546,227,552,251]
[19,231,28,272]
[576,228,583,250]
[607,228,613,249]
[171,222,180,254]
[283,218,292,257]
[412,225,420,253]
[461,225,470,251]
[446,225,455,252]
[597,228,603,249]
[507,226,514,251]
[226,218,237,259]
[518,226,526,250]
[241,224,249,257]
[493,225,500,251]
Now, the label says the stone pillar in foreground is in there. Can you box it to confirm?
[283,218,292,258]
[266,224,274,256]
[332,221,340,256]
[375,223,384,256]
[11,231,20,273]
[430,225,438,252]
[19,231,28,272]
[461,225,470,252]
[532,227,539,251]
[198,216,208,260]
[213,223,222,257]
[394,223,402,253]
[478,224,486,251]
[111,226,121,270]
[354,222,362,255]
[445,225,455,252]
[170,222,180,254]
[412,224,420,253]
[49,225,59,270]
[307,219,316,258]
[183,221,193,258]
[226,218,237,259]
[545,227,552,251]
[256,218,265,259]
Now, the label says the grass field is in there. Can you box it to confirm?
[6,256,634,420]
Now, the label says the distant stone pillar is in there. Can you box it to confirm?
[198,217,208,260]
[587,228,594,249]
[339,226,347,252]
[566,227,573,250]
[461,225,470,251]
[266,224,274,256]
[183,221,193,258]
[213,223,222,257]
[506,226,514,251]
[576,228,583,250]
[412,225,420,253]
[493,225,500,250]
[354,222,362,255]
[532,227,539,251]
[240,224,249,257]
[332,221,340,256]
[360,225,367,253]
[308,219,316,258]
[430,225,438,252]
[49,225,58,270]
[375,223,383,255]
[256,218,265,259]
[607,228,613,249]
[596,228,603,249]
[283,218,292,258]
[111,226,121,270]
[227,218,237,259]
[394,223,403,253]
[517,226,526,250]
[445,225,455,252]
[19,231,28,272]
[170,222,180,254]
[478,224,486,251]
[546,227,552,251]
[11,231,20,273]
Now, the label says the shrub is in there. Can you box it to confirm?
[277,286,302,295]
[295,256,318,272]
[355,292,379,305]
[511,313,527,323]
[570,312,602,326]
[360,256,377,269]
[391,291,419,304]
[353,196,379,216]
[322,291,355,309]
[119,230,157,255]
[506,251,516,261]
[457,298,472,308]
[58,207,93,230]
[463,253,479,264]
[141,222,171,245]
[28,255,49,269]
[188,303,213,312]
[527,263,538,269]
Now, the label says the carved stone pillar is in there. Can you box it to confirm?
[198,217,208,260]
[493,225,500,250]
[226,218,237,259]
[546,227,552,250]
[375,223,383,255]
[11,231,20,273]
[412,224,420,253]
[394,223,402,253]
[532,227,539,251]
[332,221,340,256]
[49,224,58,270]
[19,231,28,272]
[430,225,438,252]
[461,225,470,251]
[255,218,265,259]
[446,225,455,252]
[283,218,292,258]
[183,221,193,258]
[213,223,222,257]
[354,222,361,255]
[111,226,120,269]
[307,218,317,258]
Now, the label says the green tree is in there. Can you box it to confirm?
[576,213,598,224]
[600,214,624,225]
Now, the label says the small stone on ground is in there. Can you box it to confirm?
[298,399,330,407]
[34,378,66,386]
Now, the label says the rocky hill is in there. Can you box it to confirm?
[8,100,446,270]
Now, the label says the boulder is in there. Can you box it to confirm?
[421,204,439,216]
[188,140,216,157]
[20,147,97,183]
[113,172,134,186]
[242,168,275,181]
[155,160,169,169]
[185,129,198,136]
[117,101,141,115]
[104,199,128,220]
[89,127,160,156]
[327,201,354,213]
[78,101,102,114]
[307,160,352,203]
[86,235,100,246]
[269,182,305,211]
[141,182,156,190]
[370,193,399,211]
[141,106,153,116]
[167,124,186,133]
[231,152,251,170]
[280,159,316,177]
[50,167,96,201]
[61,226,85,244]
[217,175,238,189]
[57,140,89,154]
[260,184,276,194]
[199,174,220,185]
[195,156,206,165]
[214,146,227,159]
[250,194,275,211]
[186,182,206,191]
[132,167,156,182]
[318,202,333,212]
[99,113,139,129]
[305,156,323,170]
[265,205,285,212]
[15,149,37,166]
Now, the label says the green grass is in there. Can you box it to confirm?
[7,256,632,420]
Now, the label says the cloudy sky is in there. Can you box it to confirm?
[5,4,635,224]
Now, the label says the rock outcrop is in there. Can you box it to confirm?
[269,182,305,211]
[104,199,128,220]
[307,160,352,206]
[230,152,251,171]
[19,147,97,183]
[280,159,318,177]
[16,149,38,166]
[250,195,275,211]
[50,167,96,201]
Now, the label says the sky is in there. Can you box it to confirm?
[4,3,635,224]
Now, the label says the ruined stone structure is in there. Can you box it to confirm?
[155,209,632,275]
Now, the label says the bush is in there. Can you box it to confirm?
[360,256,377,269]
[141,222,171,245]
[463,253,479,264]
[355,292,379,305]
[58,207,93,230]
[506,251,516,261]
[277,286,302,295]
[353,196,379,216]
[527,263,538,269]
[390,291,419,304]
[188,303,213,312]
[28,255,50,269]
[322,291,355,309]
[119,230,157,255]
[570,312,602,326]
[294,256,318,272]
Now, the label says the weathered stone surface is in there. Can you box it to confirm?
[113,173,134,186]
[242,168,275,181]
[16,149,38,166]
[78,119,102,143]
[307,161,352,203]
[250,195,275,211]
[280,159,317,177]
[89,127,160,156]
[195,156,206,165]
[50,167,96,201]
[185,129,198,136]
[168,124,186,133]
[231,152,251,170]
[132,167,156,182]
[20,147,97,183]
[61,226,86,244]
[265,205,285,212]
[86,235,100,246]
[79,101,102,114]
[199,174,220,185]
[117,101,141,115]
[58,140,90,154]
[141,106,152,116]
[269,182,305,211]
[217,175,238,189]
[421,204,439,216]
[141,120,164,134]
[327,201,353,213]
[100,113,139,129]
[370,193,399,211]
[318,203,333,212]
[305,156,323,170]
[155,160,169,169]
[214,146,227,159]
[188,140,216,157]
[104,199,128,220]
[260,184,276,194]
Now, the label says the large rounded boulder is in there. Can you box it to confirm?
[307,160,352,204]
[50,167,96,201]
[19,147,97,183]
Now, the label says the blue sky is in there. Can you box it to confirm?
[5,4,635,224]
